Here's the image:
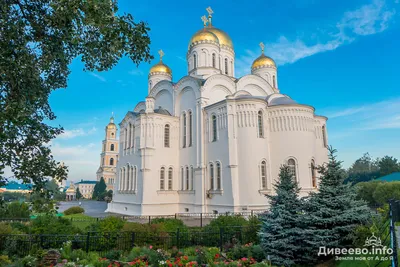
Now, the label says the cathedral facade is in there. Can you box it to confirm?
[106,9,329,216]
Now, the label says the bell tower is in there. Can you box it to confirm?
[96,115,119,190]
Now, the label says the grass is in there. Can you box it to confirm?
[63,213,97,230]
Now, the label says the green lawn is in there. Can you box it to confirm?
[63,213,98,230]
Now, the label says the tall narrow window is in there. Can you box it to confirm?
[126,166,130,191]
[128,123,132,148]
[160,167,165,190]
[224,58,228,75]
[216,162,222,190]
[110,144,115,151]
[288,159,297,180]
[189,111,193,147]
[133,166,137,191]
[322,126,327,147]
[183,113,187,148]
[168,167,173,190]
[181,167,184,190]
[311,160,317,188]
[110,158,114,166]
[261,161,267,189]
[119,168,122,190]
[212,53,216,68]
[191,166,194,190]
[210,163,214,190]
[131,125,135,149]
[124,128,128,150]
[130,166,134,191]
[193,54,197,68]
[186,167,189,190]
[164,124,170,147]
[273,75,276,88]
[258,111,264,138]
[212,115,217,142]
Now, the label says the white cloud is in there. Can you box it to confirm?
[176,56,186,62]
[129,69,144,76]
[236,0,396,75]
[58,127,97,139]
[89,73,106,82]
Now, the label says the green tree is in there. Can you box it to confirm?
[377,156,400,177]
[373,182,400,205]
[356,180,382,206]
[76,187,82,200]
[259,165,304,267]
[304,147,370,263]
[346,153,380,184]
[0,0,153,193]
[92,177,107,200]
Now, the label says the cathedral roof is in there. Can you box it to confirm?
[154,106,171,116]
[189,29,220,48]
[251,54,276,70]
[149,61,172,75]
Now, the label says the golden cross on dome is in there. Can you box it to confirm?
[201,15,208,26]
[206,7,213,26]
[158,50,164,61]
[259,42,265,54]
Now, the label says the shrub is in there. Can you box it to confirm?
[30,215,81,235]
[206,215,249,229]
[373,182,400,205]
[356,181,382,206]
[63,206,85,215]
[151,218,187,232]
[88,216,125,233]
[0,201,31,218]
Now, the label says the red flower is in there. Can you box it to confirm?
[149,245,153,249]
[168,264,173,267]
[215,254,220,259]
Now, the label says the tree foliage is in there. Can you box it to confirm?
[377,156,400,177]
[304,147,370,263]
[76,187,82,199]
[92,177,107,200]
[259,165,304,267]
[0,0,153,192]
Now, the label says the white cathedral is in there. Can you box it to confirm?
[106,8,329,216]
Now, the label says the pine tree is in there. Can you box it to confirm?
[76,187,83,200]
[92,178,107,200]
[259,165,304,267]
[304,147,370,262]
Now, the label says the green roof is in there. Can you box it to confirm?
[75,180,97,184]
[376,172,400,182]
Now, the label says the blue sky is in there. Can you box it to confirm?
[39,0,400,182]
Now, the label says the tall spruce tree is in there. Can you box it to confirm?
[259,165,304,267]
[304,147,370,262]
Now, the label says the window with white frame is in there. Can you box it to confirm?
[164,124,170,148]
[190,166,194,190]
[212,115,217,142]
[311,160,317,188]
[186,166,189,190]
[183,113,187,148]
[168,167,173,190]
[210,163,214,190]
[216,162,222,190]
[261,161,267,189]
[322,125,327,147]
[288,159,297,180]
[160,167,165,190]
[188,111,193,147]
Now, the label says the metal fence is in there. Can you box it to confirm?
[0,226,260,257]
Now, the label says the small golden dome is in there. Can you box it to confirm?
[189,29,219,47]
[207,27,233,48]
[251,54,276,70]
[149,61,172,75]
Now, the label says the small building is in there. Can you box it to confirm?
[75,180,97,199]
[376,172,400,182]
[65,182,76,201]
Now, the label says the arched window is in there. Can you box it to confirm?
[190,166,194,190]
[212,115,217,142]
[124,128,128,150]
[160,167,165,190]
[110,158,114,166]
[168,167,173,190]
[288,159,297,180]
[210,163,214,190]
[102,157,105,166]
[183,113,187,148]
[186,166,189,190]
[212,53,216,68]
[216,162,222,190]
[131,125,135,149]
[118,168,122,190]
[261,161,267,189]
[258,111,264,138]
[193,54,197,68]
[133,166,137,191]
[189,111,193,147]
[164,124,170,147]
[322,125,327,147]
[128,123,132,148]
[224,58,228,74]
[110,144,115,151]
[273,75,276,88]
[311,160,317,188]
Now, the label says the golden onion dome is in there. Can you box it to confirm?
[251,54,276,70]
[189,29,219,48]
[149,61,172,75]
[207,26,233,49]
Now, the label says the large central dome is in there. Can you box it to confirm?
[189,26,233,49]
